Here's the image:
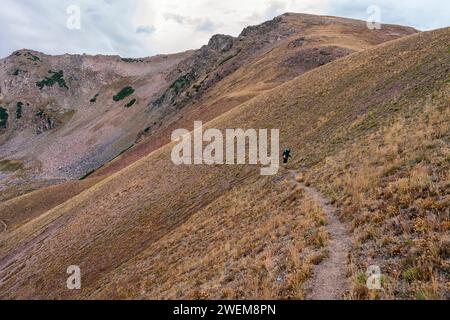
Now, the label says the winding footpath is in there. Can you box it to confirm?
[289,170,351,300]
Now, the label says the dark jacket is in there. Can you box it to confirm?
[283,149,292,160]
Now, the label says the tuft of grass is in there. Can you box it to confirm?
[403,267,420,283]
[125,99,137,108]
[0,159,23,172]
[356,272,367,285]
[16,102,23,119]
[90,93,99,103]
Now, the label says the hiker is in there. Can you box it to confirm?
[282,148,292,165]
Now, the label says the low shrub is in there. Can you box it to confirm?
[90,93,99,103]
[113,86,135,101]
[36,70,68,90]
[16,102,23,119]
[0,107,9,128]
[125,99,137,108]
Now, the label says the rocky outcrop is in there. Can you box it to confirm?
[207,34,235,52]
[34,109,58,134]
[240,16,285,38]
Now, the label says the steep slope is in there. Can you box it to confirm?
[1,14,416,199]
[0,26,447,300]
[0,177,102,232]
[0,13,416,229]
[89,13,417,178]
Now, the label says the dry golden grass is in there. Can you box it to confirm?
[0,177,103,232]
[307,98,450,299]
[91,178,327,300]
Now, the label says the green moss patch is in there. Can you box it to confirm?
[170,73,196,95]
[36,70,69,90]
[27,52,41,62]
[125,99,137,108]
[0,107,9,129]
[113,86,135,102]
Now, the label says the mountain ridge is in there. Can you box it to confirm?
[0,14,447,300]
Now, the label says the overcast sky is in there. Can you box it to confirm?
[0,0,449,58]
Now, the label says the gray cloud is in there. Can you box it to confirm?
[136,25,156,34]
[163,12,187,24]
[0,0,150,58]
[327,0,450,31]
[163,13,219,33]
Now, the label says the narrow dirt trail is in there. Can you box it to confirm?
[288,170,351,300]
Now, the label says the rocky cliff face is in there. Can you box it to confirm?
[0,49,192,193]
[137,13,416,147]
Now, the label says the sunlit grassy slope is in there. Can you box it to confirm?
[0,14,416,258]
[90,13,417,178]
[0,27,448,300]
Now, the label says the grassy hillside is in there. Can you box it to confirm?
[92,27,450,300]
[0,177,103,232]
[1,14,415,199]
[0,26,448,300]
[1,14,412,232]
[89,13,417,178]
